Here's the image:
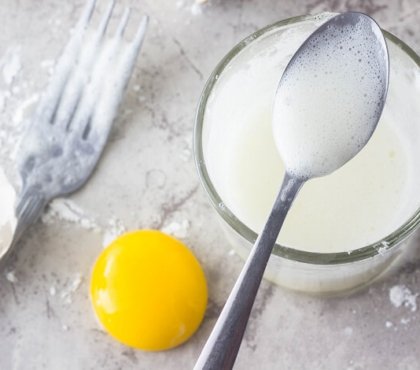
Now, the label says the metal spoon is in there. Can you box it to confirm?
[194,12,389,369]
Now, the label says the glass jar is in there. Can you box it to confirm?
[194,13,420,295]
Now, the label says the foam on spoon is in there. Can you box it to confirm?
[273,13,388,179]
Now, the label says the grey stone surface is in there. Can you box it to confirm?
[0,0,420,369]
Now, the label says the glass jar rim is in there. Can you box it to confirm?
[194,13,420,265]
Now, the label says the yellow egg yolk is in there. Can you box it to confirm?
[90,230,208,351]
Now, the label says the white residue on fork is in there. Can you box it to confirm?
[389,284,418,312]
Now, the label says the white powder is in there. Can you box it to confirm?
[49,286,57,296]
[1,48,21,86]
[102,218,126,247]
[42,198,100,232]
[41,197,128,248]
[389,285,418,312]
[5,270,17,283]
[190,3,203,16]
[228,249,236,257]
[180,136,192,162]
[377,241,390,255]
[344,326,353,336]
[60,273,83,305]
[385,321,393,328]
[400,317,410,325]
[0,90,7,112]
[161,219,190,239]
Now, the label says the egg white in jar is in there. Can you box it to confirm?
[197,13,420,293]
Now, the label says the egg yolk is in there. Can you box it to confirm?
[90,230,208,351]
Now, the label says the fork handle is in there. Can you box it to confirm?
[0,190,47,268]
[14,190,47,243]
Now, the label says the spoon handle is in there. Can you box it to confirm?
[194,172,304,370]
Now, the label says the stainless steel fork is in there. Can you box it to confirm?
[2,0,148,264]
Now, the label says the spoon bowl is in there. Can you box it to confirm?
[273,12,389,179]
[195,11,389,370]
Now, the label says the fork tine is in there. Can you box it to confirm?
[51,0,117,130]
[132,14,149,57]
[32,0,97,126]
[116,7,131,37]
[65,9,132,138]
[85,15,149,144]
[77,0,97,30]
[96,0,116,40]
[11,3,148,259]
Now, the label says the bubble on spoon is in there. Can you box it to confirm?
[273,13,388,179]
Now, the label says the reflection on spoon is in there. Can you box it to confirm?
[194,12,389,370]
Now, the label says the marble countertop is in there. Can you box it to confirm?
[1,0,420,369]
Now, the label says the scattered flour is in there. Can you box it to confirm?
[190,3,203,16]
[180,136,192,162]
[176,0,207,15]
[400,317,410,325]
[102,218,126,247]
[385,321,393,329]
[161,219,190,239]
[377,241,389,256]
[49,286,57,296]
[5,270,17,283]
[228,249,236,257]
[389,284,418,312]
[344,326,353,336]
[41,199,100,232]
[41,198,129,247]
[60,273,83,305]
[1,48,22,86]
[0,90,8,112]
